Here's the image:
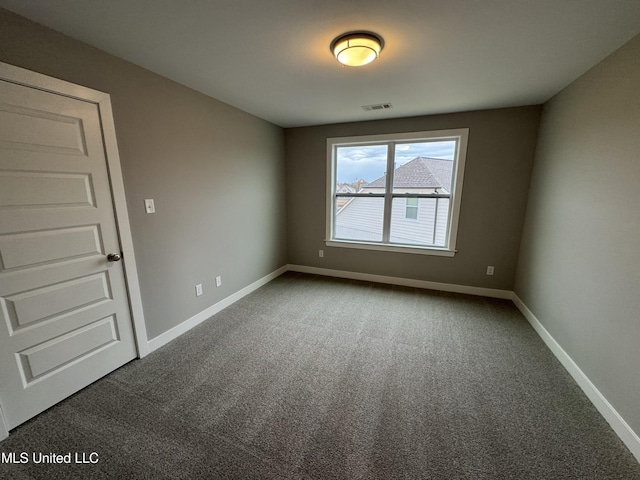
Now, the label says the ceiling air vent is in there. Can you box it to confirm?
[361,103,393,111]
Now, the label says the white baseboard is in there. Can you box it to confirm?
[287,264,513,299]
[147,265,288,353]
[512,294,640,463]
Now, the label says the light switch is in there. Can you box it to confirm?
[144,199,155,214]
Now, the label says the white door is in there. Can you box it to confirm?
[0,76,138,430]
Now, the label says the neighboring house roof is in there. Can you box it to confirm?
[336,183,356,194]
[365,157,453,192]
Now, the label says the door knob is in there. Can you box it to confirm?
[107,253,122,262]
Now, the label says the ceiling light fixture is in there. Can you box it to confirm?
[331,32,384,67]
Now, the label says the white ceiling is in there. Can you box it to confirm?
[2,1,640,127]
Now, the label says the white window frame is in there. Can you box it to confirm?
[325,128,469,256]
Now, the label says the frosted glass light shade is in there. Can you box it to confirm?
[332,33,383,67]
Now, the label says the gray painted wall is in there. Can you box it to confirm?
[515,34,640,434]
[0,9,288,340]
[286,107,541,290]
[2,4,639,447]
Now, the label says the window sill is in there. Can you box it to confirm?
[325,239,457,257]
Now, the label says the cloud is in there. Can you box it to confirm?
[335,140,457,183]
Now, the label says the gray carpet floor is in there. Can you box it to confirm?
[1,271,639,479]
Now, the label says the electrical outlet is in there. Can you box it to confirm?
[195,284,203,296]
[319,250,324,258]
[215,276,222,287]
[486,266,495,276]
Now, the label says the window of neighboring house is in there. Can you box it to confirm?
[326,128,468,256]
[405,197,419,220]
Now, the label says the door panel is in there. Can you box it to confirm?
[0,171,95,208]
[5,272,111,329]
[0,78,137,430]
[17,315,119,382]
[0,103,87,155]
[0,225,102,270]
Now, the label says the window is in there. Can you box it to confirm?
[405,197,419,220]
[326,129,468,256]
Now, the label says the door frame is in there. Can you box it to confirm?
[0,62,149,437]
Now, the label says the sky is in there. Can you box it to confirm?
[336,141,455,183]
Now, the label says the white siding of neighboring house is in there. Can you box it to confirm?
[335,196,449,246]
[335,197,384,241]
[389,197,449,246]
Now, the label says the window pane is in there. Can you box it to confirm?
[335,197,384,242]
[336,145,388,194]
[392,141,456,194]
[390,197,450,246]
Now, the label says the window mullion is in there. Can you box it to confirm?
[382,142,395,243]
